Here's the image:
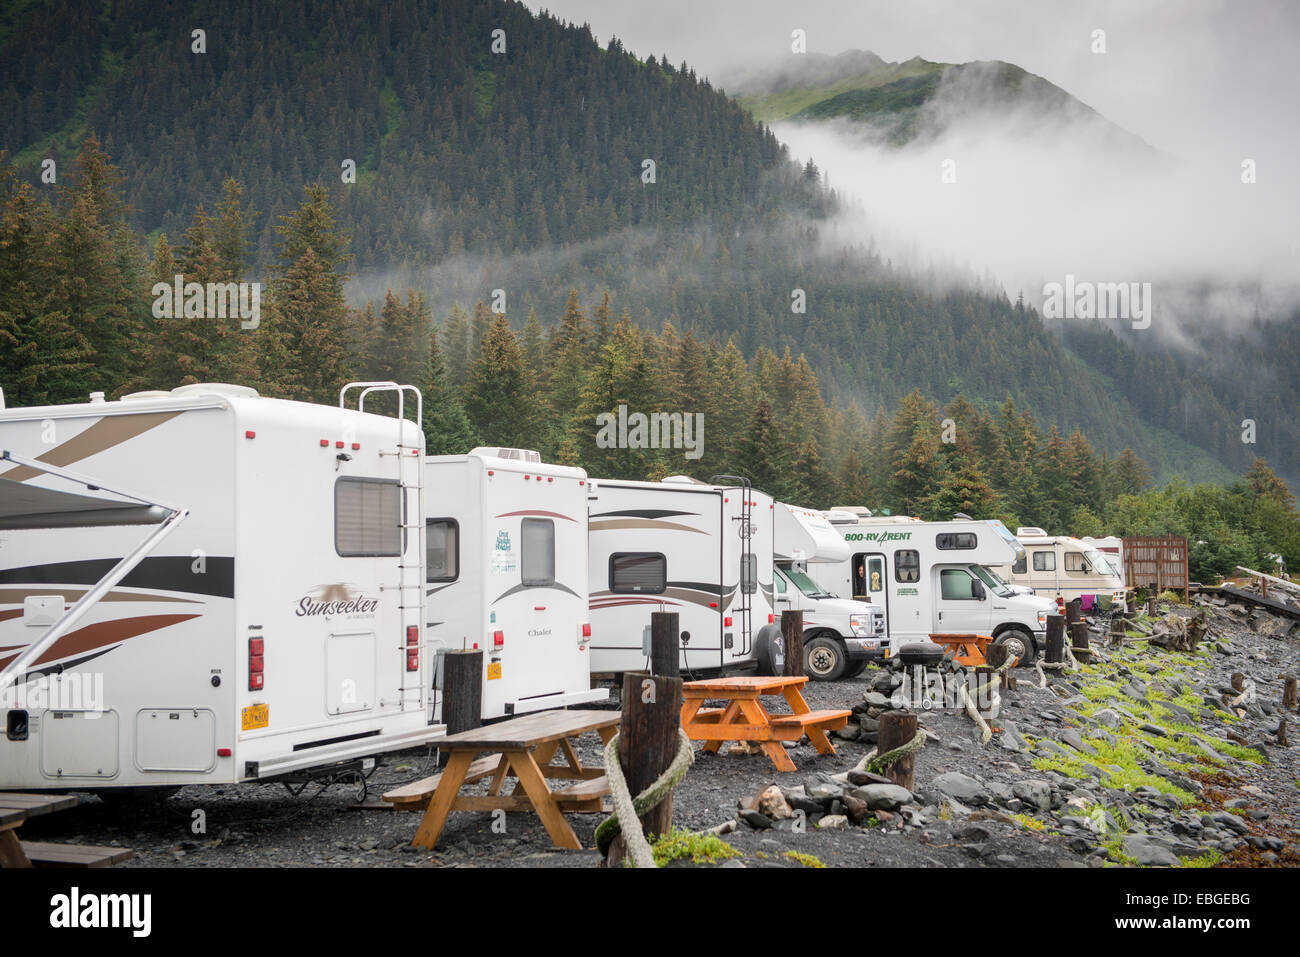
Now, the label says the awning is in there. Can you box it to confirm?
[0,476,168,530]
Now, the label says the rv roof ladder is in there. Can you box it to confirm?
[340,382,427,709]
[713,474,754,658]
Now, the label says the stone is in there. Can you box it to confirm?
[931,772,989,806]
[842,794,869,824]
[953,824,991,843]
[739,808,772,830]
[757,785,794,819]
[1122,834,1180,867]
[1092,708,1122,728]
[804,780,842,804]
[1139,723,1168,738]
[1012,779,1053,812]
[816,814,848,830]
[852,783,914,811]
[864,691,892,708]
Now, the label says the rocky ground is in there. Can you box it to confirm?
[19,593,1300,868]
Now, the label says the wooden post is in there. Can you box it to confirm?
[650,611,680,680]
[985,643,1010,670]
[1283,675,1297,711]
[1109,615,1127,647]
[1069,622,1091,663]
[440,649,482,736]
[605,672,683,867]
[1147,595,1158,617]
[875,711,917,790]
[781,610,805,677]
[1065,598,1082,626]
[1277,718,1289,748]
[1231,672,1245,694]
[1045,614,1066,665]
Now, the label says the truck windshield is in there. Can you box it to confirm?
[782,566,832,599]
[970,565,1015,598]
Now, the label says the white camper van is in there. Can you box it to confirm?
[0,382,445,792]
[773,503,887,680]
[423,448,607,719]
[998,528,1128,613]
[587,475,781,676]
[811,509,1055,664]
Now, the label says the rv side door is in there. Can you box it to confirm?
[853,552,888,634]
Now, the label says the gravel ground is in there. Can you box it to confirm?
[18,596,1300,868]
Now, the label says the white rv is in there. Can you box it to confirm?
[810,509,1055,664]
[587,475,781,676]
[773,503,886,680]
[0,382,445,792]
[423,448,607,719]
[998,528,1128,613]
[1081,536,1127,590]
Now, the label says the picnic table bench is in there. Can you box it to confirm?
[385,709,620,851]
[0,792,132,869]
[680,675,850,772]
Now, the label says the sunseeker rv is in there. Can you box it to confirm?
[587,475,781,676]
[423,448,607,718]
[773,503,886,680]
[810,509,1055,664]
[0,382,445,792]
[997,528,1128,612]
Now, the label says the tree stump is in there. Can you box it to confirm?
[876,711,917,790]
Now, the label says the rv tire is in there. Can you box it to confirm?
[754,624,785,676]
[994,628,1036,666]
[804,636,847,681]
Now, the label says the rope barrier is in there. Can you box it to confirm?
[595,728,694,868]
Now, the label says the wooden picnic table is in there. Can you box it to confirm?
[680,675,851,773]
[388,709,620,852]
[0,791,132,868]
[928,633,995,667]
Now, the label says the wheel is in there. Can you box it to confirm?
[803,636,847,681]
[994,628,1036,666]
[754,624,785,675]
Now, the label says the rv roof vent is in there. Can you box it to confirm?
[1016,526,1047,537]
[661,475,708,485]
[829,505,873,519]
[471,446,541,463]
[170,383,260,399]
[121,390,173,401]
[824,509,860,524]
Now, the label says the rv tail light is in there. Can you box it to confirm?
[582,623,591,638]
[351,442,360,450]
[319,439,329,447]
[335,441,344,449]
[248,637,264,690]
[217,748,232,757]
[493,630,504,648]
[724,616,733,627]
[768,613,775,624]
[244,430,256,439]
[406,625,419,672]
[487,470,495,476]
[579,480,585,486]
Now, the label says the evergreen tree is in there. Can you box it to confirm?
[463,315,531,448]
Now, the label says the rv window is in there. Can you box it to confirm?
[940,569,978,600]
[936,533,977,550]
[868,557,884,593]
[1013,554,1027,574]
[1065,551,1090,572]
[335,478,403,557]
[1033,551,1056,572]
[895,549,920,583]
[426,519,459,582]
[521,517,556,586]
[741,554,757,594]
[610,553,666,594]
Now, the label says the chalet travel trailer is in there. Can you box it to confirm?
[586,475,780,676]
[773,502,887,680]
[997,528,1128,613]
[422,448,607,719]
[810,509,1056,664]
[0,382,446,793]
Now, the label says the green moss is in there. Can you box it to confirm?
[1012,813,1047,831]
[650,827,742,867]
[783,850,826,869]
[1179,849,1224,868]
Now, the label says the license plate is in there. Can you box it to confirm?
[486,661,502,680]
[241,703,269,730]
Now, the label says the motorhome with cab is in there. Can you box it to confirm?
[809,508,1055,664]
[0,382,445,792]
[423,448,607,719]
[773,503,886,680]
[587,476,781,676]
[997,528,1127,613]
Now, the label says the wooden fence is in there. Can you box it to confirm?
[1123,536,1189,601]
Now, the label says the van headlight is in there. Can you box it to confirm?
[1037,611,1048,629]
[850,615,871,637]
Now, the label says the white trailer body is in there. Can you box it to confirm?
[772,503,886,679]
[0,383,442,790]
[423,448,607,719]
[810,513,1054,664]
[997,528,1128,612]
[587,476,779,676]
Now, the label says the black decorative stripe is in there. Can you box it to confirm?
[492,581,583,604]
[0,557,234,599]
[589,509,699,519]
[668,580,726,595]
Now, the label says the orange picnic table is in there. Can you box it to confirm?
[680,675,851,772]
[928,633,995,667]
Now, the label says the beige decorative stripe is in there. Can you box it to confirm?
[0,411,185,482]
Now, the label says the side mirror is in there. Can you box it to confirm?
[971,580,986,601]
